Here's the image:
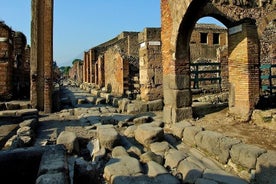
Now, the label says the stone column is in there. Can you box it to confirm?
[31,0,53,113]
[228,22,260,121]
[139,28,163,101]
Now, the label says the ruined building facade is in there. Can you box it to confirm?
[190,23,229,91]
[83,32,141,97]
[69,59,83,84]
[0,21,30,100]
[161,0,275,122]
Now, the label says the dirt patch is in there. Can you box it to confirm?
[192,103,276,151]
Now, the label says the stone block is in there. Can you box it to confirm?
[97,126,119,150]
[170,120,192,139]
[164,89,192,108]
[177,159,203,183]
[255,150,276,184]
[104,156,142,182]
[164,149,188,169]
[230,143,266,169]
[37,145,68,176]
[133,116,153,124]
[171,107,193,123]
[149,141,170,157]
[183,126,204,146]
[134,123,164,147]
[57,131,79,154]
[140,151,164,164]
[169,74,190,90]
[112,146,129,158]
[163,105,172,123]
[195,130,241,164]
[147,99,163,111]
[147,161,168,177]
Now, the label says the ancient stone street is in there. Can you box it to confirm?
[1,81,275,183]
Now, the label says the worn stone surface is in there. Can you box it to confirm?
[104,156,142,182]
[255,150,276,184]
[134,123,164,147]
[140,151,164,165]
[177,159,204,183]
[147,160,168,177]
[56,131,79,154]
[230,143,266,169]
[183,126,204,146]
[170,120,192,139]
[149,141,170,157]
[97,125,119,150]
[165,149,188,169]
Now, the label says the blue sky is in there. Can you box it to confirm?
[0,0,224,67]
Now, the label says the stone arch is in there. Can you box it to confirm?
[161,0,271,123]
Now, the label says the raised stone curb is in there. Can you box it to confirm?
[230,143,266,169]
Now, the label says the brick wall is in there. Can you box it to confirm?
[0,22,13,100]
[161,0,275,123]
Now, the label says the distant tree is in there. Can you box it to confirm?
[59,66,71,77]
[72,59,83,65]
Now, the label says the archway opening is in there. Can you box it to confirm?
[190,16,229,118]
[174,7,261,122]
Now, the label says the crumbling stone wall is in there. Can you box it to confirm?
[0,22,30,100]
[0,22,13,100]
[104,45,127,96]
[161,0,275,122]
[69,60,83,84]
[139,28,162,101]
[13,32,29,99]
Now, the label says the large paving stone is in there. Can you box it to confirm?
[97,125,120,150]
[104,156,142,182]
[140,151,164,165]
[165,149,188,169]
[255,150,276,184]
[134,123,164,147]
[183,126,204,146]
[57,131,79,154]
[149,141,170,157]
[230,143,266,169]
[147,160,168,177]
[38,145,68,176]
[177,159,203,183]
[170,120,192,139]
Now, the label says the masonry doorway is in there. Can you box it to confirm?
[173,3,260,122]
[190,17,229,118]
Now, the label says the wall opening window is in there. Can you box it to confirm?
[213,33,220,44]
[200,33,208,43]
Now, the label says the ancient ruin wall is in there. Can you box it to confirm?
[139,28,163,101]
[161,0,275,123]
[0,22,13,100]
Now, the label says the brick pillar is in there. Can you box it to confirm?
[83,52,86,83]
[228,22,260,121]
[89,49,93,83]
[31,0,53,113]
